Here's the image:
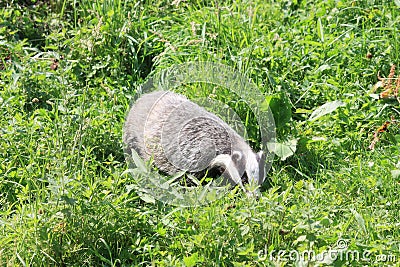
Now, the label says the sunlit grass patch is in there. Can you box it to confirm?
[0,0,399,266]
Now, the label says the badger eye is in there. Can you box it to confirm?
[241,172,249,184]
[208,165,225,178]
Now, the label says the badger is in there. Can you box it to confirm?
[123,90,265,192]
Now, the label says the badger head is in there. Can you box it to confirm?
[209,149,265,193]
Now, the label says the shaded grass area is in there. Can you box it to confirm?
[1,0,399,266]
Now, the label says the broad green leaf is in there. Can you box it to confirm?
[183,253,198,267]
[262,93,292,129]
[267,139,298,160]
[130,149,148,173]
[308,100,345,121]
[237,243,254,255]
[137,191,156,204]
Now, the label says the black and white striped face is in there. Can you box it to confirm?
[210,149,266,189]
[232,150,265,186]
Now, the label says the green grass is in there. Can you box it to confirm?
[1,0,400,266]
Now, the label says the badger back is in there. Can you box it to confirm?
[123,91,240,176]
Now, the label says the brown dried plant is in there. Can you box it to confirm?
[373,64,400,101]
[369,65,400,150]
[369,116,399,150]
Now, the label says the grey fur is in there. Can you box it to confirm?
[123,91,265,187]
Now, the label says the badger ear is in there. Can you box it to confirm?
[232,150,242,163]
